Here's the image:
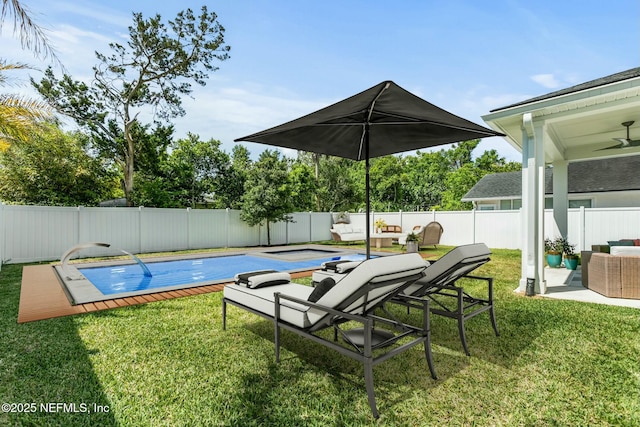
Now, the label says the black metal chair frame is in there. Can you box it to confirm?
[222,271,437,419]
[391,258,499,356]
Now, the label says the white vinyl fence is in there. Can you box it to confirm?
[2,204,640,267]
[357,206,640,252]
[0,205,333,265]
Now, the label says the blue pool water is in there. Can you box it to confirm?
[79,253,367,295]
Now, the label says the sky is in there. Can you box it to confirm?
[2,0,639,161]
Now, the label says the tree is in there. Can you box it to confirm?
[133,133,230,208]
[0,62,54,149]
[33,7,230,205]
[369,155,408,211]
[240,150,293,246]
[314,155,362,212]
[213,145,250,209]
[163,134,228,208]
[1,0,59,62]
[287,160,317,211]
[0,124,120,205]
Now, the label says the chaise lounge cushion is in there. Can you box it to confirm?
[402,243,490,296]
[225,282,316,327]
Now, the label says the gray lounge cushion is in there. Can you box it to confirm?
[403,243,491,295]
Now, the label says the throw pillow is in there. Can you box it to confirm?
[308,277,336,303]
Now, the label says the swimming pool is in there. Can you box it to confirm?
[54,246,373,305]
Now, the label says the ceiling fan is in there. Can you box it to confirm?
[599,121,640,150]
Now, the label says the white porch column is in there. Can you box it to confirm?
[519,113,546,294]
[552,160,569,238]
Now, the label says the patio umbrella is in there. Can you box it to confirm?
[235,81,505,257]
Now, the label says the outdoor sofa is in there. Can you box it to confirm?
[222,253,438,418]
[587,246,640,299]
[329,223,366,243]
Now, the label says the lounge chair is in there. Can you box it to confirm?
[392,243,499,356]
[222,253,437,418]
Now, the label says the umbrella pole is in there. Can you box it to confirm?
[365,124,371,259]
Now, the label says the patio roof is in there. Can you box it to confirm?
[481,66,640,296]
[483,67,640,163]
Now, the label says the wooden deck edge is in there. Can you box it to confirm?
[18,266,313,323]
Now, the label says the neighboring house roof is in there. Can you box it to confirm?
[463,156,640,201]
[99,198,128,207]
[490,67,640,112]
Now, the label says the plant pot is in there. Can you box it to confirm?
[406,241,419,253]
[564,257,578,270]
[546,253,562,268]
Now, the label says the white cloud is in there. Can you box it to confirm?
[531,73,561,89]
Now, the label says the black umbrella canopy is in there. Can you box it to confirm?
[235,81,504,160]
[235,80,504,257]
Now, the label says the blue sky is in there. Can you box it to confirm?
[3,0,639,161]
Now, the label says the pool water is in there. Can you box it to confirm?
[79,253,367,295]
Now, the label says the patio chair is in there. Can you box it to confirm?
[421,221,444,248]
[391,243,499,356]
[398,221,444,249]
[222,253,437,418]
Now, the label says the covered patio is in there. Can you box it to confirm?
[482,67,640,295]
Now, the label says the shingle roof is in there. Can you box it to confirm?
[490,67,640,112]
[462,156,640,200]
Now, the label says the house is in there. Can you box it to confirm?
[463,156,640,210]
[481,66,640,295]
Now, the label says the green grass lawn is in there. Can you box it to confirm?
[1,246,639,426]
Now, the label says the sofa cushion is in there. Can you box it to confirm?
[608,240,634,247]
[610,246,640,256]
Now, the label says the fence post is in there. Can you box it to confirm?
[138,206,144,254]
[77,206,83,246]
[579,206,586,252]
[186,207,191,250]
[286,217,290,245]
[225,208,230,248]
[472,208,477,243]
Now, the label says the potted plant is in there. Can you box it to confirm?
[561,238,579,270]
[544,237,563,268]
[405,232,420,253]
[374,218,386,233]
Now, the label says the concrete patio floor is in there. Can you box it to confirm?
[542,266,640,309]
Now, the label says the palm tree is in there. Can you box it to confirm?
[1,0,59,62]
[1,1,58,148]
[0,62,54,149]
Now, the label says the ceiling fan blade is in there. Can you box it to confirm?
[613,137,631,147]
[597,143,623,151]
[628,140,640,147]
